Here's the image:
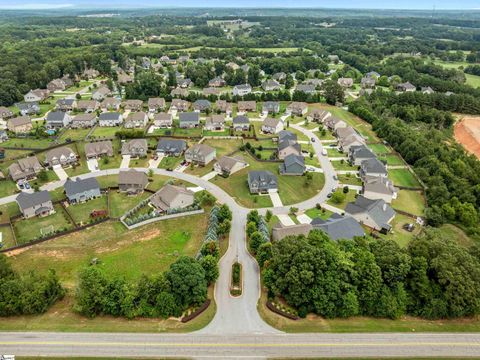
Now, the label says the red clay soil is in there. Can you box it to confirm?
[454,117,480,159]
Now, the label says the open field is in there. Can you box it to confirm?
[454,115,480,158]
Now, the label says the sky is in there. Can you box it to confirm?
[0,0,479,10]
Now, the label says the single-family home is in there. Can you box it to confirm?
[421,86,435,95]
[150,184,195,212]
[214,155,248,177]
[123,100,143,112]
[278,139,302,160]
[233,84,252,96]
[295,84,315,94]
[177,78,193,88]
[83,68,100,79]
[365,71,380,79]
[85,140,114,159]
[248,170,278,194]
[337,77,354,88]
[71,113,97,128]
[233,115,250,131]
[46,111,72,129]
[396,82,416,92]
[278,130,297,143]
[92,87,112,101]
[262,117,283,134]
[307,109,331,123]
[170,99,190,112]
[262,101,280,114]
[121,139,148,158]
[16,102,40,116]
[98,112,123,127]
[193,99,211,112]
[56,98,76,112]
[359,158,388,179]
[226,62,239,70]
[16,191,54,219]
[311,213,365,240]
[237,101,256,114]
[24,89,49,103]
[100,98,121,112]
[203,87,221,96]
[47,79,66,92]
[153,113,173,128]
[325,117,347,131]
[179,112,200,128]
[118,169,149,194]
[148,98,166,113]
[216,100,233,116]
[345,195,396,232]
[0,107,14,122]
[124,112,148,128]
[362,175,398,203]
[348,145,376,166]
[272,72,286,81]
[339,133,366,153]
[205,114,226,131]
[262,79,281,91]
[77,100,99,113]
[171,88,189,98]
[209,76,226,87]
[272,223,313,241]
[7,116,32,134]
[280,153,305,175]
[361,77,376,88]
[8,156,43,181]
[64,177,101,204]
[45,146,78,167]
[156,139,187,157]
[185,144,216,166]
[286,102,308,116]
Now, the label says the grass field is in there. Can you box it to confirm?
[392,190,425,217]
[58,128,91,142]
[1,137,54,149]
[389,168,421,188]
[0,224,17,249]
[380,154,405,166]
[368,143,390,155]
[0,179,19,198]
[66,196,108,225]
[202,138,242,158]
[332,160,358,171]
[108,191,151,218]
[336,174,362,186]
[304,207,334,220]
[158,156,182,170]
[381,214,422,248]
[90,126,119,139]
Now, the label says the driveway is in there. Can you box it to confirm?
[277,214,295,226]
[87,158,99,172]
[201,171,217,181]
[269,191,283,207]
[148,154,164,169]
[297,213,312,224]
[120,155,130,169]
[52,165,68,180]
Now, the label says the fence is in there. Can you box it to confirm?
[120,209,204,230]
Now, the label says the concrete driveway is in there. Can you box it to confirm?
[277,214,295,226]
[201,171,217,181]
[52,165,68,180]
[120,155,130,169]
[148,154,164,168]
[297,213,312,224]
[269,191,283,207]
[87,158,99,172]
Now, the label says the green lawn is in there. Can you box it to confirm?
[389,168,421,188]
[327,189,358,210]
[305,207,334,220]
[3,149,34,161]
[336,174,362,186]
[368,143,390,155]
[90,126,119,139]
[66,196,108,225]
[174,127,203,138]
[0,180,20,198]
[202,138,242,158]
[108,191,151,218]
[0,224,17,249]
[466,73,480,88]
[326,147,344,157]
[202,129,231,137]
[392,190,426,217]
[159,156,182,170]
[58,128,91,142]
[1,137,54,149]
[332,160,358,171]
[380,214,422,248]
[379,154,405,166]
[65,160,90,177]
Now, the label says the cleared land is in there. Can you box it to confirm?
[454,116,480,158]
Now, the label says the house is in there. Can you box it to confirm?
[216,100,233,116]
[92,87,111,101]
[262,117,283,134]
[185,144,216,166]
[339,133,366,152]
[148,98,166,113]
[280,154,305,175]
[77,100,98,113]
[83,68,100,79]
[170,99,190,112]
[0,130,7,142]
[363,175,398,203]
[248,170,278,194]
[240,64,250,73]
[295,84,315,94]
[226,62,239,70]
[24,89,49,102]
[421,86,435,95]
[262,101,280,114]
[360,88,374,96]
[85,140,114,159]
[124,112,148,128]
[348,145,376,166]
[203,87,221,96]
[396,82,416,92]
[64,177,101,204]
[178,55,190,63]
[100,98,121,112]
[262,79,281,91]
[328,54,339,62]
[325,117,347,131]
[47,79,67,92]
[8,156,43,181]
[209,76,226,87]
[16,102,40,116]
[272,72,287,81]
[98,112,123,127]
[304,78,324,87]
[7,116,32,134]
[45,146,77,167]
[118,169,149,194]
[237,101,256,113]
[153,113,173,128]
[311,214,365,240]
[233,84,252,96]
[177,78,193,88]
[55,98,76,112]
[117,73,134,85]
[214,155,248,176]
[278,130,297,143]
[193,99,211,112]
[71,113,97,128]
[272,223,313,241]
[307,109,331,123]
[345,195,396,232]
[359,158,388,179]
[205,114,226,131]
[123,100,143,112]
[286,102,308,116]
[365,71,380,79]
[361,77,376,88]
[337,77,354,88]
[46,111,72,129]
[150,184,195,212]
[16,191,54,219]
[171,88,189,98]
[179,112,200,128]
[278,140,302,160]
[121,139,148,157]
[233,115,250,131]
[156,139,187,156]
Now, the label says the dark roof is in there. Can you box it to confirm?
[157,139,187,152]
[349,145,376,160]
[278,130,297,142]
[64,177,100,197]
[179,112,200,123]
[47,111,67,121]
[361,158,387,175]
[16,190,51,211]
[345,195,395,230]
[311,214,365,240]
[248,170,278,189]
[99,112,122,120]
[233,115,250,125]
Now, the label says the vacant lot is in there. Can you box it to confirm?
[454,116,480,158]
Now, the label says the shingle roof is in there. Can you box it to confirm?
[311,214,365,240]
[179,112,200,123]
[64,177,100,197]
[16,190,51,211]
[118,169,148,186]
[233,115,250,125]
[345,195,395,230]
[99,112,122,121]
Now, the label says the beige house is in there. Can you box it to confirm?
[85,141,114,159]
[278,140,301,160]
[185,144,216,166]
[205,115,226,131]
[153,113,173,128]
[261,117,283,134]
[7,116,32,134]
[150,184,195,212]
[8,156,43,181]
[118,169,148,194]
[363,175,398,204]
[286,102,308,116]
[237,101,256,113]
[214,155,248,176]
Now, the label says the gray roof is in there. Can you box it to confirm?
[179,112,200,123]
[349,145,376,160]
[361,158,387,176]
[284,153,305,169]
[216,155,247,172]
[233,115,250,125]
[263,101,280,111]
[157,139,187,153]
[278,130,297,142]
[363,175,398,196]
[57,98,75,106]
[234,84,252,90]
[118,169,148,186]
[185,144,215,158]
[8,116,31,127]
[150,184,194,211]
[272,223,313,241]
[278,139,301,153]
[296,84,315,93]
[99,112,122,121]
[47,111,68,121]
[16,190,51,211]
[193,99,211,109]
[263,117,280,128]
[64,177,100,197]
[248,170,278,190]
[311,214,365,240]
[345,195,395,230]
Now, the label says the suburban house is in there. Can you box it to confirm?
[171,88,189,97]
[170,99,190,112]
[233,115,250,131]
[121,139,148,158]
[336,126,359,141]
[396,82,416,92]
[233,84,252,96]
[359,158,388,179]
[295,84,315,94]
[348,145,376,166]
[422,86,435,95]
[71,113,97,128]
[153,113,173,128]
[262,79,281,91]
[237,101,256,113]
[7,116,32,134]
[100,98,121,111]
[0,107,14,121]
[262,117,283,134]
[226,62,239,70]
[262,101,280,114]
[345,195,396,232]
[150,184,195,213]
[118,73,134,85]
[363,175,398,203]
[83,68,99,79]
[272,223,313,241]
[56,98,76,111]
[185,144,216,166]
[205,114,226,131]
[46,111,72,129]
[325,117,347,131]
[85,140,114,159]
[45,146,78,168]
[361,77,376,88]
[124,112,148,128]
[156,139,187,156]
[177,78,193,88]
[278,139,302,160]
[337,77,354,88]
[148,98,166,113]
[92,87,111,101]
[77,100,99,113]
[272,72,286,81]
[193,99,211,112]
[98,112,123,127]
[209,76,226,87]
[16,102,40,116]
[365,71,380,79]
[307,109,331,123]
[64,177,101,204]
[203,87,221,96]
[278,130,297,143]
[248,170,278,194]
[124,100,143,112]
[216,100,233,116]
[280,154,305,175]
[8,156,43,181]
[24,89,49,102]
[179,112,200,128]
[214,155,248,177]
[286,102,308,116]
[47,79,67,92]
[16,191,54,219]
[118,169,149,194]
[311,213,365,240]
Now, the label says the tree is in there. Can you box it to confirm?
[249,231,263,253]
[200,255,219,285]
[246,221,257,237]
[284,74,294,89]
[200,240,219,259]
[322,80,345,105]
[331,191,346,204]
[36,169,48,182]
[75,267,109,318]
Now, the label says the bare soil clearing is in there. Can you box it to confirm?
[454,116,480,158]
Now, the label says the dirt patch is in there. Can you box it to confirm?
[454,116,480,158]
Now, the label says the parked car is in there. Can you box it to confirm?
[311,137,315,142]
